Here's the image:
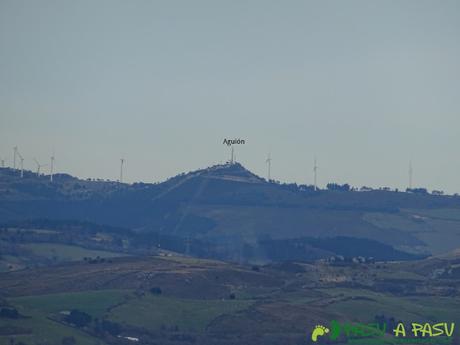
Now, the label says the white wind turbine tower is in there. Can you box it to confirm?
[230,146,234,164]
[50,153,55,182]
[266,152,272,181]
[15,149,24,178]
[33,158,48,176]
[13,146,18,169]
[313,157,318,191]
[120,158,125,183]
[409,161,413,189]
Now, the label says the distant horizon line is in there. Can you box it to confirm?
[0,161,455,197]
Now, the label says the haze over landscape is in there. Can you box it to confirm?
[1,1,460,192]
[1,2,460,344]
[1,158,460,344]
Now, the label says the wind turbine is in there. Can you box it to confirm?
[409,161,413,189]
[50,153,55,182]
[13,146,18,169]
[15,149,24,178]
[230,146,234,164]
[120,158,125,183]
[33,158,48,176]
[266,153,272,181]
[313,157,318,191]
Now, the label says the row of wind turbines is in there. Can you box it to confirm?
[3,145,415,190]
[1,146,56,181]
[2,146,127,184]
[228,147,414,191]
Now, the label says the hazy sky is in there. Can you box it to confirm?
[1,1,459,193]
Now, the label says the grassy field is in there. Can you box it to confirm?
[11,290,130,317]
[109,294,254,332]
[1,254,460,345]
[21,243,127,262]
[0,290,130,345]
[1,289,255,343]
[319,288,460,324]
[0,308,102,345]
[3,287,459,344]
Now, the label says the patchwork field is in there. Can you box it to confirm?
[1,255,460,345]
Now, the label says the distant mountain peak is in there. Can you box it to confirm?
[197,162,265,184]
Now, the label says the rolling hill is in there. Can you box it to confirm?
[1,163,460,262]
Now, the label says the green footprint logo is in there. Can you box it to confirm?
[311,324,330,342]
